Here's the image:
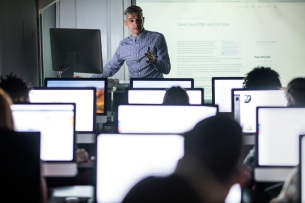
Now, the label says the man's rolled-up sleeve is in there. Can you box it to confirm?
[153,34,171,74]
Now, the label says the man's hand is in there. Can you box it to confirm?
[145,50,156,64]
[74,75,82,78]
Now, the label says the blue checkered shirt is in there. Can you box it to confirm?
[91,29,171,78]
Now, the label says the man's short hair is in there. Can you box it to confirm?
[0,72,32,103]
[163,86,189,105]
[124,5,143,15]
[243,66,282,90]
[184,115,242,183]
[286,77,305,106]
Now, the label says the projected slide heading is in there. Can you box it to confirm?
[177,22,230,26]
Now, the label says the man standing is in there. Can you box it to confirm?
[91,5,171,78]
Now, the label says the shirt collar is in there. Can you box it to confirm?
[129,29,147,42]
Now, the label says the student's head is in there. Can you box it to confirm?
[243,67,282,90]
[163,86,189,105]
[0,88,15,130]
[124,6,144,37]
[0,72,32,103]
[184,115,242,184]
[286,77,305,106]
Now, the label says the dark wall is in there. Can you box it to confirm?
[0,0,40,86]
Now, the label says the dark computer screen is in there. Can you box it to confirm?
[50,28,103,77]
[0,130,41,202]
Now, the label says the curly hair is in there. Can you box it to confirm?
[286,78,305,106]
[243,67,282,90]
[0,72,32,103]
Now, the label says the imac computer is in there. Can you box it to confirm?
[255,107,305,182]
[232,89,287,134]
[29,87,96,133]
[95,133,242,203]
[127,88,203,105]
[11,103,77,177]
[212,77,244,113]
[45,78,108,123]
[300,134,305,203]
[118,104,218,134]
[130,78,194,88]
[95,133,184,203]
[50,28,103,78]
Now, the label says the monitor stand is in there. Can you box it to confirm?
[56,52,76,78]
[42,162,77,177]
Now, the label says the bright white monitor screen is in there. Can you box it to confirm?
[233,90,287,133]
[11,104,75,161]
[128,89,202,105]
[46,79,107,114]
[29,88,95,132]
[258,108,305,166]
[131,80,193,88]
[214,79,244,112]
[137,0,305,101]
[301,136,305,203]
[118,105,217,133]
[225,184,242,203]
[96,134,184,203]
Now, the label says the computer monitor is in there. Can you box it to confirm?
[127,88,203,105]
[11,103,75,161]
[130,78,194,88]
[45,78,108,116]
[255,107,305,182]
[0,130,41,202]
[118,104,218,133]
[212,77,244,113]
[225,184,242,203]
[50,28,103,77]
[300,134,305,203]
[95,133,184,203]
[29,87,96,132]
[95,133,242,203]
[232,89,287,133]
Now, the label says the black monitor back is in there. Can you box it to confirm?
[50,28,103,77]
[0,129,41,202]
